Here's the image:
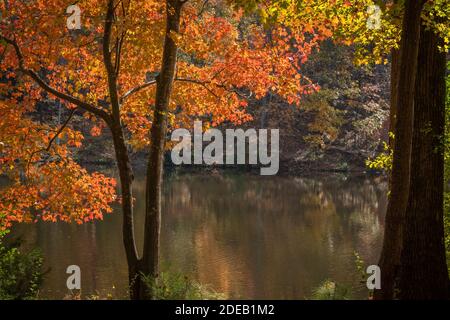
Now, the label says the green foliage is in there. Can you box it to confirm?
[300,40,389,153]
[311,280,352,300]
[354,251,366,282]
[143,271,225,300]
[303,90,344,148]
[353,251,376,299]
[422,0,450,52]
[310,253,374,300]
[227,0,262,13]
[0,239,44,300]
[365,132,394,171]
[0,219,8,238]
[259,0,401,65]
[248,0,448,64]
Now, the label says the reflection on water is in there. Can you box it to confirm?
[10,172,387,299]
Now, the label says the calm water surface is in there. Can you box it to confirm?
[11,172,387,299]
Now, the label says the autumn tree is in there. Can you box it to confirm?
[0,0,320,299]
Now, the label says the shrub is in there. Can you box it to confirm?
[143,271,225,300]
[0,239,44,300]
[311,280,352,300]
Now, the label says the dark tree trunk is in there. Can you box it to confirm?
[397,25,449,299]
[140,0,183,299]
[375,0,425,300]
[110,124,140,299]
[388,0,400,148]
[103,0,140,299]
[388,47,400,148]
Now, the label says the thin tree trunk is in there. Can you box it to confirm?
[140,0,183,299]
[110,124,140,299]
[103,0,140,299]
[375,0,425,300]
[397,25,449,299]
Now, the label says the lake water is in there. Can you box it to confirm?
[10,171,387,299]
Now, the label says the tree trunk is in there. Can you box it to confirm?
[110,122,140,299]
[397,25,449,299]
[388,0,400,149]
[140,0,182,299]
[375,0,425,300]
[102,0,141,300]
[102,0,141,299]
[388,47,400,148]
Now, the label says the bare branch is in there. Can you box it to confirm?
[215,83,253,99]
[26,107,78,174]
[45,107,78,152]
[0,35,112,123]
[27,70,112,121]
[175,77,218,98]
[121,75,252,105]
[175,77,251,99]
[120,80,157,103]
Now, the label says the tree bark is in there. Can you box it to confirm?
[110,123,140,299]
[140,0,183,299]
[388,48,400,148]
[388,0,400,149]
[103,0,140,299]
[397,25,449,299]
[375,0,425,300]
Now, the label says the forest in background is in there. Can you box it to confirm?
[39,40,390,173]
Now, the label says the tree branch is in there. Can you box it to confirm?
[26,107,78,174]
[120,75,250,106]
[120,80,157,103]
[45,107,78,152]
[102,0,122,121]
[175,77,218,98]
[175,77,251,99]
[0,35,112,124]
